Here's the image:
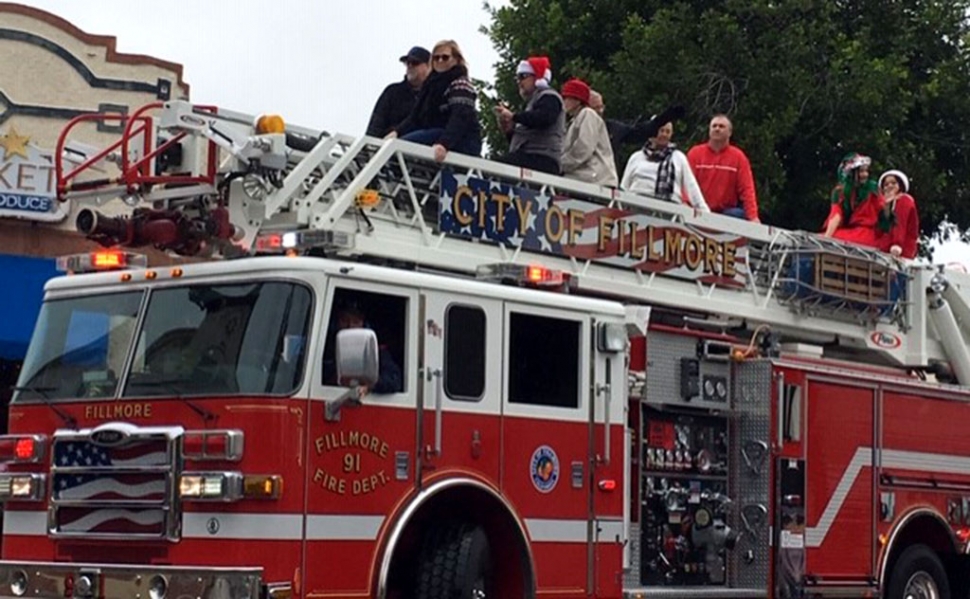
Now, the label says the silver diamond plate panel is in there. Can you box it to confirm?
[637,331,768,595]
[625,521,642,589]
[729,360,773,590]
[645,332,730,409]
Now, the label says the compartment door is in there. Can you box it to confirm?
[418,291,502,485]
[804,380,875,581]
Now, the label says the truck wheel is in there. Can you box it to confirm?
[416,522,492,599]
[886,544,950,599]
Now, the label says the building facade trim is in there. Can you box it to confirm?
[0,3,189,95]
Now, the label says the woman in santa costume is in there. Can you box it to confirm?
[877,169,920,259]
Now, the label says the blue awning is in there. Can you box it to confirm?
[0,254,58,360]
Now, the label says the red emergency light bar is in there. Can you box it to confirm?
[526,265,562,285]
[56,250,147,274]
[476,263,568,287]
[0,435,47,464]
[255,234,284,252]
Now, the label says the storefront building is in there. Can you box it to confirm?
[0,3,190,410]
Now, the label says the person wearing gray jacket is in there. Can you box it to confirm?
[493,56,564,175]
[559,78,618,187]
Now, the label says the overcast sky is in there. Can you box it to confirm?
[15,0,970,264]
[19,0,507,135]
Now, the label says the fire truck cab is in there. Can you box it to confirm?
[4,254,631,598]
[1,100,969,599]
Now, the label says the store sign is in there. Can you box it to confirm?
[0,127,69,222]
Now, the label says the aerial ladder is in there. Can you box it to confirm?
[53,100,970,384]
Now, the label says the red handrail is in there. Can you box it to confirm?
[54,112,149,200]
[119,102,221,191]
[57,102,223,201]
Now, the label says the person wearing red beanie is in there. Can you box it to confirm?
[559,78,617,187]
[561,79,590,105]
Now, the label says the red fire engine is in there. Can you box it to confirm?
[0,100,969,599]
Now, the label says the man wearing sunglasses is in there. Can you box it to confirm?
[493,55,564,175]
[365,46,431,138]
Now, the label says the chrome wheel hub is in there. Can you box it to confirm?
[904,571,939,599]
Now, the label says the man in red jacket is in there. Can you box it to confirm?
[687,115,760,223]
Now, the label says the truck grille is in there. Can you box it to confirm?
[49,426,181,540]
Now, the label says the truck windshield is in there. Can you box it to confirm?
[14,281,313,403]
[15,291,144,401]
[123,281,312,397]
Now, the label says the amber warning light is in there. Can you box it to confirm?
[527,265,562,285]
[476,263,567,287]
[93,252,122,268]
[56,251,147,273]
[255,114,286,135]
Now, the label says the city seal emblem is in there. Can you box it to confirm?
[530,445,560,493]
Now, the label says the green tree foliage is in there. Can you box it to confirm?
[481,0,970,245]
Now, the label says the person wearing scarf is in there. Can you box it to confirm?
[620,106,709,212]
[876,169,919,259]
[387,40,482,162]
[822,152,889,248]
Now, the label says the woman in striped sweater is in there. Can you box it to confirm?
[387,40,482,162]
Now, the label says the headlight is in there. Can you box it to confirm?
[0,474,45,501]
[148,575,167,599]
[9,570,28,597]
[179,472,242,501]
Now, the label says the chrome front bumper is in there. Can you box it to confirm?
[0,561,263,599]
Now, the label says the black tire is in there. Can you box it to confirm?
[416,522,493,599]
[886,544,951,599]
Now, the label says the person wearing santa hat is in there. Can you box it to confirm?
[493,56,565,175]
[559,78,617,187]
[876,169,920,259]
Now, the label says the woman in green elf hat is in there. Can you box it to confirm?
[821,152,889,249]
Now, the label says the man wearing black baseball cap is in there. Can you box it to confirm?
[399,46,431,64]
[365,46,431,138]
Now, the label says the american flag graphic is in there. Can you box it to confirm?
[439,170,750,287]
[51,438,171,535]
[53,439,170,470]
[54,506,166,534]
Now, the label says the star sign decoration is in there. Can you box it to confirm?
[0,127,30,160]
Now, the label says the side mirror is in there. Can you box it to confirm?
[336,328,379,387]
